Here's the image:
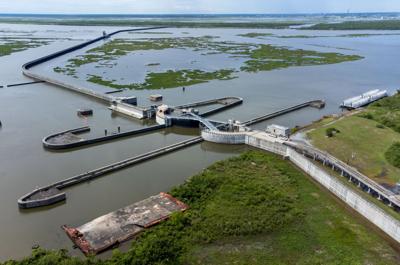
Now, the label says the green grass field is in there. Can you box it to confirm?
[307,93,400,185]
[4,151,399,265]
[307,114,400,185]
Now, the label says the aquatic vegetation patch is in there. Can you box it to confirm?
[54,36,363,90]
[237,32,274,38]
[239,44,362,72]
[0,39,49,56]
[87,69,236,90]
[240,32,400,39]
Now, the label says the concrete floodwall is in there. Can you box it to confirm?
[109,102,147,119]
[23,70,112,102]
[242,130,400,243]
[246,134,288,156]
[201,130,246,144]
[287,148,400,243]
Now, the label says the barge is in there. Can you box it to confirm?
[62,192,188,255]
[341,89,388,109]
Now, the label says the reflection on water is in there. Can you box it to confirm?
[0,23,399,261]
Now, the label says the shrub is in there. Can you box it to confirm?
[359,112,374,120]
[376,124,385,129]
[385,142,400,168]
[326,127,340,137]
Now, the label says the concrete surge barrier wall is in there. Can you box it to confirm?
[23,70,112,102]
[201,130,246,144]
[21,27,166,103]
[233,130,400,243]
[246,132,288,156]
[287,148,400,243]
[42,125,165,150]
[109,101,148,119]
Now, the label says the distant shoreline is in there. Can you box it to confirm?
[0,19,303,28]
[1,13,400,29]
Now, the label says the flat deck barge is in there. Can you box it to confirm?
[340,89,388,109]
[62,192,188,255]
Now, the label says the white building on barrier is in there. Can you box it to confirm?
[266,124,290,138]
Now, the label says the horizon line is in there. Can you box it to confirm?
[0,11,400,16]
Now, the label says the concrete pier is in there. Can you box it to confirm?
[242,100,325,126]
[6,81,45,87]
[43,97,242,150]
[18,137,203,208]
[42,125,166,150]
[20,99,326,208]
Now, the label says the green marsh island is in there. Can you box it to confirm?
[53,35,363,90]
[0,39,49,57]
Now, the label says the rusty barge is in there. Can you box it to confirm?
[62,192,188,255]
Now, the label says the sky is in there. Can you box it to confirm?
[0,0,400,14]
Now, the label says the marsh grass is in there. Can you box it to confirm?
[55,36,362,90]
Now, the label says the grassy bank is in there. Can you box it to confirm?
[306,20,400,30]
[3,151,399,265]
[307,93,400,185]
[307,114,400,185]
[362,93,400,133]
[55,36,362,90]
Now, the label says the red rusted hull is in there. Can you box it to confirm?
[62,193,188,255]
